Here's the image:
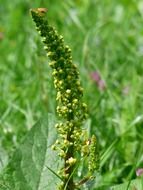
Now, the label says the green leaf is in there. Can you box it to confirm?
[0,114,62,190]
[110,177,143,190]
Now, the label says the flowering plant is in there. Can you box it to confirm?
[30,8,99,190]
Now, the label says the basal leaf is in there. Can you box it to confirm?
[110,177,143,190]
[0,114,62,190]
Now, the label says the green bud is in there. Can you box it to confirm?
[66,89,71,94]
[59,150,66,158]
[52,69,58,76]
[49,61,56,67]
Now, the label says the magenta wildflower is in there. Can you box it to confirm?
[90,71,106,90]
[136,168,143,177]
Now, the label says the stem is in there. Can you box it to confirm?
[63,111,74,189]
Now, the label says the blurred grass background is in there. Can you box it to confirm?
[1,0,143,188]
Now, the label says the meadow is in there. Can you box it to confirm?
[0,0,143,189]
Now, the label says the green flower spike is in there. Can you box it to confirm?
[88,135,99,173]
[30,8,99,190]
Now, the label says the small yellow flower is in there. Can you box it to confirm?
[66,157,77,165]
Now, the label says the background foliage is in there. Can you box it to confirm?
[0,0,143,189]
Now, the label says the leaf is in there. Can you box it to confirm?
[110,177,143,190]
[0,114,62,190]
[100,137,120,168]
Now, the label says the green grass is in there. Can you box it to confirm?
[1,0,143,189]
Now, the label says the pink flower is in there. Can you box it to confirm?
[90,71,106,90]
[136,168,143,177]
